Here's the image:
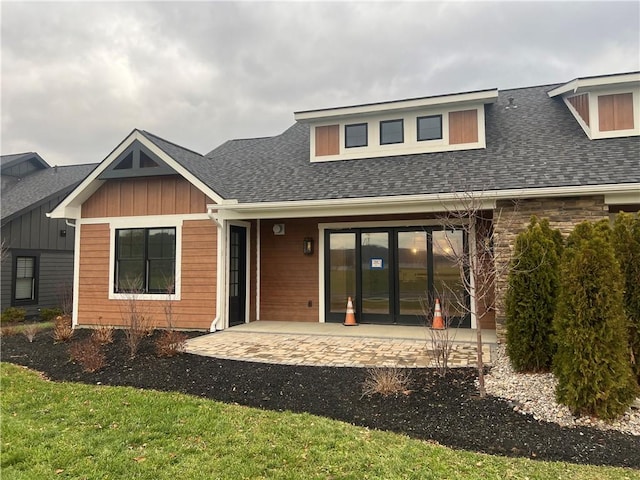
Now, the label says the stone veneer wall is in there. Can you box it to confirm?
[492,195,608,340]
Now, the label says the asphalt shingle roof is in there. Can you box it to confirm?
[1,163,97,222]
[157,83,638,204]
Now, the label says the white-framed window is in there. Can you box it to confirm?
[107,216,184,301]
[14,256,36,302]
[115,227,176,294]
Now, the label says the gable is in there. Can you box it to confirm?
[81,176,213,218]
[98,140,177,179]
[548,72,640,140]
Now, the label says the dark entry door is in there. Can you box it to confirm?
[228,226,247,327]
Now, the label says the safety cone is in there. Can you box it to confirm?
[343,296,358,326]
[432,298,445,330]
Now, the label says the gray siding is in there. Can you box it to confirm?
[1,195,74,251]
[1,192,76,317]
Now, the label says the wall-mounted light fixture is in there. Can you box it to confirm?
[59,229,67,237]
[303,237,314,255]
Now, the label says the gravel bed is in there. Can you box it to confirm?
[485,345,640,436]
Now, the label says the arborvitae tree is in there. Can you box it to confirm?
[505,216,562,372]
[553,221,638,420]
[612,212,640,384]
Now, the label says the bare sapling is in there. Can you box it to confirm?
[420,291,460,376]
[156,281,187,357]
[119,276,153,358]
[437,192,520,397]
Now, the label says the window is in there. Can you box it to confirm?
[345,123,368,148]
[115,228,176,293]
[380,119,404,145]
[14,256,37,302]
[417,115,442,141]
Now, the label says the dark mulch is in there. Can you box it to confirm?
[1,329,639,469]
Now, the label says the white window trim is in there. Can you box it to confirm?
[108,217,183,301]
[309,104,487,163]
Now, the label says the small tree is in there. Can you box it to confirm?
[437,193,521,397]
[611,212,640,383]
[553,221,637,420]
[505,216,563,372]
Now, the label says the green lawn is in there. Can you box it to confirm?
[1,363,638,480]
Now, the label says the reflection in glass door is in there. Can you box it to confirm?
[432,230,468,325]
[325,227,469,326]
[397,231,428,317]
[360,232,391,321]
[328,233,356,316]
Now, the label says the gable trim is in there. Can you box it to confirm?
[48,130,227,219]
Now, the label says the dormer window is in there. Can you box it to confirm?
[345,123,368,148]
[380,119,404,145]
[417,115,442,141]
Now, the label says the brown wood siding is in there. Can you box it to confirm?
[77,220,217,330]
[315,125,340,156]
[449,109,478,144]
[598,93,634,131]
[260,219,319,322]
[82,176,213,218]
[568,93,590,126]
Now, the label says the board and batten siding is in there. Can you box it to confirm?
[82,176,211,218]
[568,94,590,126]
[449,109,478,144]
[77,220,217,330]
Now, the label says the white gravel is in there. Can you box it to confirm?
[484,345,640,436]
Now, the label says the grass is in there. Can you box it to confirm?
[0,320,53,334]
[1,363,638,480]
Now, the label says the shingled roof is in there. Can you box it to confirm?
[171,83,637,204]
[1,162,97,223]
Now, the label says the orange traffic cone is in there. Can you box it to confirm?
[343,296,358,326]
[432,298,445,330]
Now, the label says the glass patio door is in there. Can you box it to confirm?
[325,227,469,326]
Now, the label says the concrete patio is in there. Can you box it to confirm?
[185,321,498,368]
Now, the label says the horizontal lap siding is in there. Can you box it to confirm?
[77,220,217,330]
[82,176,211,217]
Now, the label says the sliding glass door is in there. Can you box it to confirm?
[325,227,469,326]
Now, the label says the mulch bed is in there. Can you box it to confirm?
[1,328,639,469]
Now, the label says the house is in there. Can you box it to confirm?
[1,153,96,317]
[48,72,640,336]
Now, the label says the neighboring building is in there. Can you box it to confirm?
[1,153,96,317]
[48,72,640,336]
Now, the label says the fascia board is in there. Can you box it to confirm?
[548,72,640,97]
[295,90,499,122]
[209,183,640,220]
[49,131,226,219]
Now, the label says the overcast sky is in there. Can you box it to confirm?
[2,1,639,166]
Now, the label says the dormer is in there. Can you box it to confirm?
[294,89,498,162]
[548,72,640,140]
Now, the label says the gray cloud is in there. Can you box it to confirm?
[2,1,639,165]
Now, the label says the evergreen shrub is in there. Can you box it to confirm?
[611,212,640,383]
[505,216,562,372]
[553,220,637,419]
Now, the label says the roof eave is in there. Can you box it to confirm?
[208,183,640,220]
